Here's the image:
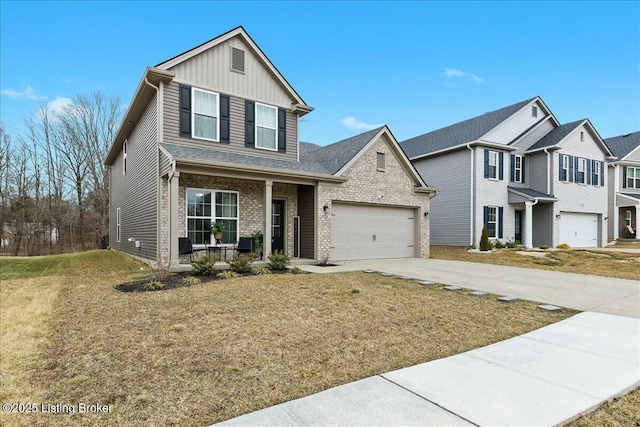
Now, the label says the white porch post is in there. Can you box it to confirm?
[613,165,619,240]
[264,180,273,259]
[524,201,533,249]
[169,171,180,265]
[636,206,640,240]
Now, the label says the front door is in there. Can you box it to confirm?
[514,210,522,243]
[271,200,285,253]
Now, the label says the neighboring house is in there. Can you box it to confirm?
[104,27,435,267]
[604,131,640,240]
[400,97,613,249]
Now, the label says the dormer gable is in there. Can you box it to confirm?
[481,97,558,145]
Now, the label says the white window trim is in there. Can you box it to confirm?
[513,155,522,183]
[186,188,240,246]
[562,154,569,182]
[255,102,278,151]
[578,158,587,184]
[488,151,498,180]
[627,167,640,189]
[116,207,121,243]
[594,161,600,186]
[191,87,220,142]
[487,206,497,238]
[122,140,127,175]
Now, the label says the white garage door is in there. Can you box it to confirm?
[559,212,598,248]
[330,203,415,261]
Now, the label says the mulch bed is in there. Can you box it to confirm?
[115,269,303,293]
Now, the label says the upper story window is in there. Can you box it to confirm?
[532,106,538,118]
[488,151,498,179]
[192,88,220,141]
[560,154,569,182]
[377,152,386,171]
[578,158,587,184]
[512,155,522,183]
[626,167,640,189]
[122,140,127,175]
[255,103,278,151]
[594,161,601,186]
[484,149,503,180]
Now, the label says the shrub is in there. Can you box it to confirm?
[291,266,305,274]
[252,267,272,275]
[191,254,216,276]
[494,240,504,249]
[557,243,571,250]
[268,250,290,270]
[227,253,254,273]
[182,275,201,286]
[504,239,518,249]
[218,270,239,279]
[539,245,550,250]
[479,226,491,251]
[144,280,165,291]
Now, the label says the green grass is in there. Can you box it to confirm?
[0,255,67,280]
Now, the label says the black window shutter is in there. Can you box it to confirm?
[499,152,504,180]
[277,108,286,153]
[510,155,515,182]
[245,100,255,148]
[498,207,504,238]
[179,85,191,137]
[484,150,489,178]
[569,155,574,183]
[623,167,627,188]
[600,162,605,186]
[558,154,563,180]
[521,156,526,184]
[483,206,488,227]
[587,159,592,185]
[574,156,579,182]
[220,95,230,144]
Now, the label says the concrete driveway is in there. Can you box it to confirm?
[301,258,640,318]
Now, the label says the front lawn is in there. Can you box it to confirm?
[431,246,640,280]
[0,250,577,426]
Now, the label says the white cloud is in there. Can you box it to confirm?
[443,67,483,83]
[1,84,47,100]
[340,116,382,130]
[46,97,73,116]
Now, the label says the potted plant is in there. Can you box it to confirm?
[210,221,225,242]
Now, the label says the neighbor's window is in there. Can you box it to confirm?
[626,167,640,189]
[578,158,587,184]
[122,140,127,175]
[377,152,385,171]
[486,206,497,238]
[561,154,569,182]
[116,207,121,243]
[186,189,238,245]
[192,88,219,141]
[488,151,498,179]
[513,155,522,183]
[626,210,632,227]
[255,103,277,150]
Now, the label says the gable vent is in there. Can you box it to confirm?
[377,152,386,171]
[231,47,245,73]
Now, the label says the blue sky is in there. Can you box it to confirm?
[1,1,639,146]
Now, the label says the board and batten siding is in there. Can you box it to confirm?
[482,100,547,145]
[527,152,548,194]
[163,82,298,161]
[413,150,471,246]
[168,36,294,109]
[110,94,158,261]
[532,203,552,247]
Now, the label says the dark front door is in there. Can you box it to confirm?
[514,210,522,243]
[271,200,285,253]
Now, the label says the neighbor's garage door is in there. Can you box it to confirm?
[330,203,415,261]
[559,212,598,248]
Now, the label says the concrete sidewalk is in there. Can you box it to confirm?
[215,312,640,426]
[301,258,640,318]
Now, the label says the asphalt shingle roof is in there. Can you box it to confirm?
[526,120,585,151]
[621,193,640,200]
[605,131,640,159]
[400,97,536,158]
[507,186,556,199]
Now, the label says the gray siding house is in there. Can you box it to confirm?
[400,97,613,249]
[604,131,640,240]
[105,27,436,268]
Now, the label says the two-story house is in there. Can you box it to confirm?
[605,131,640,240]
[105,27,436,268]
[400,97,612,249]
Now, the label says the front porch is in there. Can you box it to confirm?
[508,187,558,248]
[615,194,640,240]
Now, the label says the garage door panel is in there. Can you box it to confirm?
[330,203,416,261]
[559,212,598,248]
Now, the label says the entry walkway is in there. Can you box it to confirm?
[215,312,639,426]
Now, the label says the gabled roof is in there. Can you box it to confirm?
[525,118,613,156]
[605,131,640,160]
[507,186,557,201]
[400,97,537,158]
[155,26,310,110]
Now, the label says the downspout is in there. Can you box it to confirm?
[144,77,162,264]
[467,144,474,246]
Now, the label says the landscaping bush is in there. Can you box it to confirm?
[182,275,201,286]
[144,280,165,291]
[504,239,518,249]
[192,254,216,276]
[252,267,272,275]
[494,240,504,249]
[291,266,305,274]
[218,270,239,279]
[556,243,571,250]
[539,245,550,250]
[227,253,254,273]
[479,226,491,251]
[268,250,290,270]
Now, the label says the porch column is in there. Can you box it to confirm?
[169,171,180,265]
[524,201,533,249]
[264,180,273,260]
[636,206,640,240]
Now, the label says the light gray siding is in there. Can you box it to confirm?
[413,150,471,246]
[159,150,171,177]
[511,119,555,153]
[532,203,552,247]
[110,95,158,260]
[527,152,548,194]
[163,82,298,161]
[482,100,548,144]
[626,146,640,162]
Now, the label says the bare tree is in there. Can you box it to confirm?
[0,123,12,253]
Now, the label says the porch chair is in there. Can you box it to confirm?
[178,237,194,262]
[236,237,255,255]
